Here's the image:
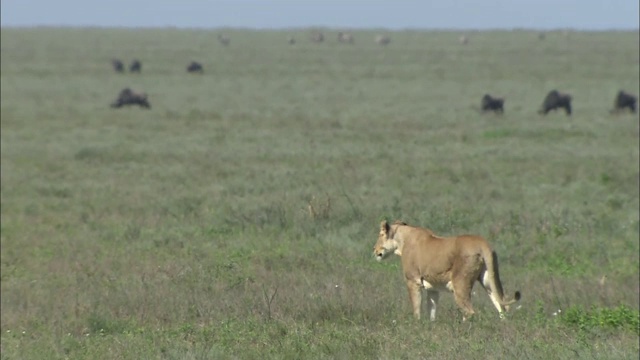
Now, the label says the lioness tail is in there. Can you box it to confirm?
[484,249,521,307]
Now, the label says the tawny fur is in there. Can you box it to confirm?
[373,220,521,321]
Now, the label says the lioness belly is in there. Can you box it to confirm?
[421,278,453,292]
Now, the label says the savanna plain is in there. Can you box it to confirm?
[1,28,639,359]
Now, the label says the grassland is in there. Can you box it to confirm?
[1,27,639,359]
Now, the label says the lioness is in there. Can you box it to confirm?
[373,220,521,321]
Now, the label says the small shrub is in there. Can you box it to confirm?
[87,313,135,335]
[560,305,640,335]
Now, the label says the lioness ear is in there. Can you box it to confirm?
[380,220,390,235]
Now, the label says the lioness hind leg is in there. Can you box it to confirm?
[406,280,422,320]
[425,290,439,321]
[452,280,475,321]
[479,272,506,317]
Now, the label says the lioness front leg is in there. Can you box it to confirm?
[425,290,439,321]
[406,280,422,319]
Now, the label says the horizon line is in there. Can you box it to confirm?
[2,25,639,32]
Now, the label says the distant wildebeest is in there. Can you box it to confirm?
[539,90,572,116]
[375,35,391,46]
[538,32,546,40]
[110,88,150,109]
[611,90,637,113]
[337,32,354,44]
[481,94,505,114]
[111,59,124,73]
[129,59,142,73]
[459,35,469,45]
[288,36,296,45]
[311,31,324,43]
[218,34,230,46]
[186,61,204,74]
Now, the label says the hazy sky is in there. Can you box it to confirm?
[1,0,638,30]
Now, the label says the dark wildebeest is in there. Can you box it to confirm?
[218,34,230,46]
[288,36,296,45]
[110,88,150,109]
[186,61,204,74]
[112,59,124,73]
[311,31,324,43]
[611,90,637,113]
[481,94,505,114]
[338,32,354,44]
[539,90,572,116]
[129,59,142,73]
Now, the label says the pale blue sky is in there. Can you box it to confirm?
[1,0,638,30]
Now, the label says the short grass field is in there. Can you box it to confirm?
[1,27,639,359]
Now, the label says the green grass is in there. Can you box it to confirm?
[1,27,639,359]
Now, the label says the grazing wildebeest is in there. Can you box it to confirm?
[111,59,124,73]
[110,88,150,109]
[459,35,469,45]
[337,32,354,44]
[186,61,204,74]
[538,32,546,40]
[375,34,391,45]
[611,90,637,113]
[218,34,230,46]
[481,94,505,114]
[539,90,572,116]
[311,31,324,43]
[288,36,296,45]
[129,59,142,73]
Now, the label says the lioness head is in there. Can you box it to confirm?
[373,220,405,261]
